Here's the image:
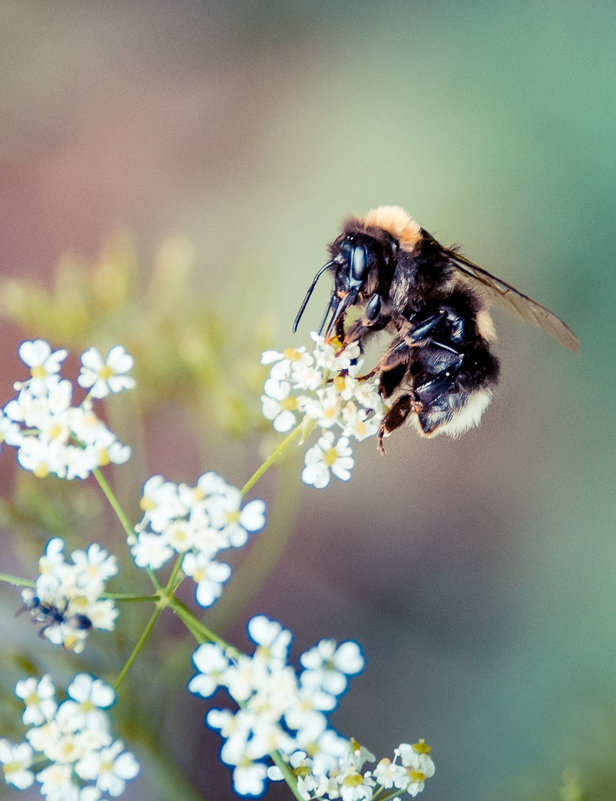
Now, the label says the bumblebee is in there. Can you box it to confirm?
[293,206,578,446]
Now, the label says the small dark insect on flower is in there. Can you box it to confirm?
[294,206,578,449]
[20,589,92,639]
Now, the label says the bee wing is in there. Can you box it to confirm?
[445,248,579,353]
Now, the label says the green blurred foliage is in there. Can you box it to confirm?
[0,233,273,439]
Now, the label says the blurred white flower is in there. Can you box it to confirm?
[4,674,138,800]
[0,739,34,789]
[17,339,68,395]
[76,739,139,798]
[182,552,231,608]
[78,346,135,399]
[15,675,57,726]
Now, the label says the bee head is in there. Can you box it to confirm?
[292,217,396,339]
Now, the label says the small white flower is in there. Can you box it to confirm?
[340,400,381,441]
[15,675,57,726]
[310,332,361,372]
[0,408,21,448]
[247,615,293,662]
[0,739,34,789]
[18,339,68,394]
[207,488,266,547]
[84,599,119,631]
[300,639,364,696]
[261,346,312,383]
[189,643,230,698]
[130,531,174,570]
[138,474,186,533]
[301,386,343,429]
[261,378,299,432]
[67,674,115,709]
[196,470,232,497]
[75,738,139,797]
[182,552,232,607]
[232,760,268,797]
[395,740,435,780]
[78,345,136,399]
[301,432,354,489]
[71,543,118,587]
[35,761,75,798]
[374,757,409,790]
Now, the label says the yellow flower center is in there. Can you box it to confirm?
[31,365,46,380]
[225,510,240,526]
[283,347,302,361]
[280,397,298,411]
[343,773,363,788]
[323,447,339,467]
[48,423,63,440]
[413,739,431,754]
[98,365,114,380]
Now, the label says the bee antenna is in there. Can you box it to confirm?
[292,261,334,332]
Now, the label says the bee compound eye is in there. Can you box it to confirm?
[350,244,368,283]
[366,293,382,321]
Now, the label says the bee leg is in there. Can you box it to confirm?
[378,361,407,399]
[377,395,422,453]
[375,339,411,373]
[400,309,448,345]
[342,295,391,350]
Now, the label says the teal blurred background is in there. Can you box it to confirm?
[1,2,615,800]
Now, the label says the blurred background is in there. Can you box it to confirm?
[0,1,614,800]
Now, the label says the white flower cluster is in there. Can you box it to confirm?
[0,673,139,800]
[131,473,266,607]
[20,537,118,653]
[0,340,134,480]
[190,614,371,797]
[270,737,435,800]
[261,333,385,489]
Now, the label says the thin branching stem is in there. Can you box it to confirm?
[114,604,164,690]
[240,422,305,496]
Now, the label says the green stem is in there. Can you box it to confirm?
[104,592,160,602]
[93,467,134,540]
[0,573,33,587]
[164,555,184,594]
[114,604,164,690]
[270,751,304,801]
[168,598,236,653]
[240,422,305,496]
[92,467,162,591]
